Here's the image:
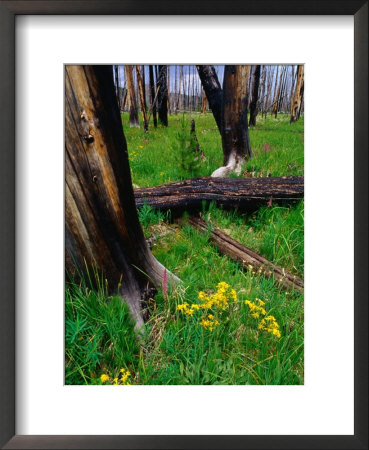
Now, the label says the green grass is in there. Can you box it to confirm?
[65,111,304,385]
[65,271,138,385]
[123,111,304,187]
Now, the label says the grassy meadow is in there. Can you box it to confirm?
[65,111,304,385]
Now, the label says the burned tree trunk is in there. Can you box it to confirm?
[141,65,147,111]
[189,217,303,293]
[212,65,252,177]
[167,65,171,114]
[157,65,168,126]
[125,65,140,128]
[272,66,284,118]
[134,176,304,211]
[264,66,274,118]
[65,65,178,330]
[149,65,157,128]
[290,65,304,123]
[197,65,253,177]
[190,119,206,162]
[249,65,261,126]
[135,65,148,133]
[196,65,223,133]
[201,88,207,113]
[290,65,296,111]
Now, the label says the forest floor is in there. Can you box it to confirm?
[65,112,304,385]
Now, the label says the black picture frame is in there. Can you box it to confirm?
[0,1,367,449]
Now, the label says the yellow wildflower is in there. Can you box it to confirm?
[258,315,281,338]
[113,377,119,385]
[120,369,131,385]
[200,316,220,331]
[198,291,208,301]
[100,374,110,383]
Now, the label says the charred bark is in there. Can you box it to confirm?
[134,176,303,212]
[212,65,252,177]
[65,65,178,330]
[125,65,140,128]
[135,65,148,133]
[190,119,206,161]
[196,65,223,133]
[290,65,304,123]
[141,65,147,111]
[149,65,157,128]
[249,65,261,126]
[157,65,168,126]
[272,66,284,118]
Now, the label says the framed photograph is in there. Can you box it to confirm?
[0,1,367,449]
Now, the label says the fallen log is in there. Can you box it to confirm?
[188,216,304,293]
[135,176,303,212]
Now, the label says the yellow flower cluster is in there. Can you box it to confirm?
[120,368,131,385]
[258,316,281,338]
[100,368,131,385]
[177,302,197,316]
[177,282,237,331]
[100,373,110,383]
[245,299,281,338]
[198,282,237,310]
[245,298,266,319]
[200,314,220,331]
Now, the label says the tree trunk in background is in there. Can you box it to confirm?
[212,65,252,177]
[157,65,168,126]
[272,66,283,118]
[173,65,178,113]
[167,65,171,114]
[278,66,288,113]
[264,66,274,118]
[65,65,178,330]
[187,65,190,110]
[125,65,140,128]
[290,65,304,123]
[141,65,147,111]
[178,66,183,111]
[249,65,261,126]
[290,65,296,111]
[201,88,207,113]
[149,65,157,128]
[259,66,266,116]
[271,66,279,116]
[196,65,223,133]
[135,66,148,133]
[247,66,253,108]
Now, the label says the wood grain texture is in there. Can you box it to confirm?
[221,65,252,166]
[65,65,177,328]
[135,176,304,211]
[189,216,303,293]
